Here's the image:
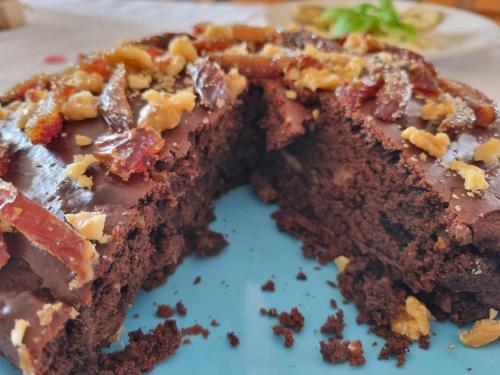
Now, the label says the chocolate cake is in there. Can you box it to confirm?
[0,24,499,374]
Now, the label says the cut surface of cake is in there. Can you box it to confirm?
[0,24,499,374]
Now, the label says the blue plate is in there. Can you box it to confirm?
[1,186,498,374]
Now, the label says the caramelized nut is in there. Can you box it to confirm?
[10,319,29,347]
[199,24,233,40]
[343,33,368,54]
[168,35,198,63]
[334,255,350,272]
[401,127,449,158]
[36,303,63,326]
[106,44,154,71]
[286,67,340,91]
[474,138,500,164]
[62,91,99,121]
[127,73,152,90]
[421,98,455,121]
[226,68,247,100]
[69,70,104,94]
[285,90,297,100]
[155,54,186,76]
[65,211,108,244]
[449,160,489,192]
[459,319,500,347]
[391,296,431,341]
[75,134,93,147]
[15,102,38,129]
[64,154,99,189]
[139,88,196,132]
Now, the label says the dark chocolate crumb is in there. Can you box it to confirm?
[176,301,187,316]
[418,335,430,349]
[320,310,345,338]
[278,307,304,332]
[273,325,294,348]
[296,271,307,280]
[261,280,275,292]
[227,332,240,347]
[156,304,175,319]
[260,308,278,317]
[330,299,337,309]
[378,334,411,367]
[182,338,191,345]
[210,319,220,327]
[326,280,338,288]
[193,276,202,285]
[320,338,366,366]
[181,324,210,339]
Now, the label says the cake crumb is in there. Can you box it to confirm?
[227,332,240,347]
[176,301,187,316]
[320,338,366,366]
[181,324,209,339]
[156,304,175,319]
[273,325,294,348]
[330,299,338,309]
[320,310,345,338]
[260,308,278,317]
[210,319,220,327]
[261,279,275,292]
[296,271,307,280]
[278,307,304,333]
[182,338,191,345]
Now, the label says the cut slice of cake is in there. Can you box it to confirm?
[0,25,498,374]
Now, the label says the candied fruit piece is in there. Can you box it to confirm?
[0,74,45,105]
[335,76,382,111]
[373,69,412,121]
[24,89,64,144]
[100,64,135,132]
[0,180,98,289]
[78,55,112,80]
[95,127,165,181]
[209,54,287,78]
[0,233,9,269]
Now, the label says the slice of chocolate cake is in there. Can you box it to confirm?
[0,24,499,374]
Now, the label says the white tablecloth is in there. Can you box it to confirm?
[1,0,499,102]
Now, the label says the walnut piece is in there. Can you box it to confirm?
[303,45,364,82]
[65,211,108,244]
[10,319,29,347]
[10,319,34,375]
[226,68,248,100]
[334,255,350,272]
[15,102,37,129]
[449,160,489,192]
[75,134,93,147]
[459,319,500,348]
[391,296,431,341]
[106,44,154,71]
[0,105,8,120]
[198,24,233,40]
[139,88,196,132]
[421,98,455,121]
[64,154,99,189]
[343,33,368,54]
[62,91,99,121]
[36,302,63,326]
[68,70,104,94]
[127,73,152,90]
[474,138,500,164]
[155,53,186,77]
[168,35,198,63]
[401,126,449,158]
[286,67,340,92]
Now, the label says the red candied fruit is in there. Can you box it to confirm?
[25,89,64,145]
[95,127,165,181]
[0,234,9,270]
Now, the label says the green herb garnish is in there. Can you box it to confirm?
[321,0,418,40]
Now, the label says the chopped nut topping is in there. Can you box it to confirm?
[286,67,340,91]
[0,105,8,120]
[106,44,154,71]
[15,102,38,129]
[226,68,248,100]
[435,235,449,250]
[68,70,104,94]
[474,138,500,164]
[490,308,498,320]
[224,42,249,55]
[75,134,93,146]
[449,160,489,192]
[11,319,29,347]
[64,154,99,189]
[312,108,320,120]
[303,45,364,82]
[259,43,286,58]
[343,33,368,55]
[285,90,297,100]
[139,88,196,132]
[127,73,152,90]
[421,98,455,122]
[421,94,475,131]
[334,255,350,272]
[198,24,233,40]
[155,54,186,76]
[459,319,500,347]
[391,296,431,341]
[168,35,198,63]
[36,302,63,326]
[65,211,109,244]
[401,127,449,158]
[62,91,99,121]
